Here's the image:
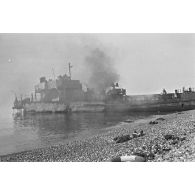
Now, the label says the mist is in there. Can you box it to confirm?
[0,33,195,113]
[0,34,119,111]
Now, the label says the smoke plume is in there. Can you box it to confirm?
[85,48,119,93]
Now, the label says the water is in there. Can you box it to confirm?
[0,111,154,156]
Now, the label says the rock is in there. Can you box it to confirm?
[164,134,180,142]
[137,130,145,137]
[147,153,155,160]
[162,147,171,152]
[164,134,175,140]
[113,136,120,141]
[171,140,178,145]
[180,137,186,141]
[110,156,121,162]
[149,121,158,124]
[132,131,139,138]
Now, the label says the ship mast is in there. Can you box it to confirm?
[52,68,56,80]
[68,62,73,80]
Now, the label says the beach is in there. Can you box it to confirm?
[0,110,195,162]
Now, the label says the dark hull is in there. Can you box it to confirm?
[105,100,195,112]
[13,100,195,113]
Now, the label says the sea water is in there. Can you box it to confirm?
[0,109,154,156]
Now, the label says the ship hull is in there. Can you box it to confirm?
[105,100,195,112]
[23,101,105,113]
[15,99,195,114]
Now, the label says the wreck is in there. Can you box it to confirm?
[13,65,195,113]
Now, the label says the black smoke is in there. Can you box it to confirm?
[85,48,119,93]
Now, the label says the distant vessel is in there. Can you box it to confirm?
[13,64,195,113]
[105,84,195,112]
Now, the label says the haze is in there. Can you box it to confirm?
[0,33,195,112]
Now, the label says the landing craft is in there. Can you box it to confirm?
[13,65,195,113]
[105,85,195,112]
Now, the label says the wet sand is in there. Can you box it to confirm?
[1,110,195,162]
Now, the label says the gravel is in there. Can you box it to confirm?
[1,110,195,162]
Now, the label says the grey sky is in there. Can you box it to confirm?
[0,33,195,109]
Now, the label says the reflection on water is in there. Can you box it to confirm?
[0,112,154,155]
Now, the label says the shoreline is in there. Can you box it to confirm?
[0,110,195,162]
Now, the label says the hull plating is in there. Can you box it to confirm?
[16,100,195,113]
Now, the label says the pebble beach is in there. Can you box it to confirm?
[1,110,195,162]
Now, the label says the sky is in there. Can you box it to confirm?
[0,33,195,110]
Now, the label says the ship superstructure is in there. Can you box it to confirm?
[13,64,106,113]
[34,74,85,103]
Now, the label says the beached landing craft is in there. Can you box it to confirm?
[105,85,195,112]
[13,65,195,113]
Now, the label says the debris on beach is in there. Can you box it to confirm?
[149,118,165,125]
[113,130,145,144]
[114,135,132,143]
[149,121,158,124]
[164,134,179,141]
[110,154,146,162]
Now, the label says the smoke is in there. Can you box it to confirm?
[85,48,119,93]
[0,34,120,112]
